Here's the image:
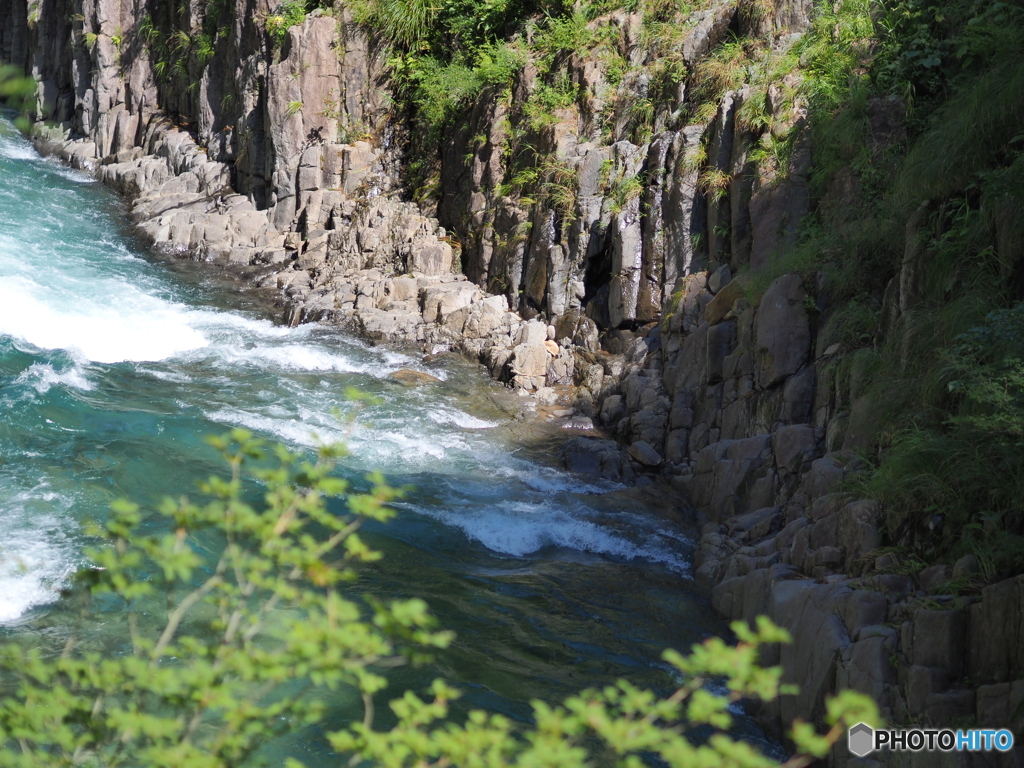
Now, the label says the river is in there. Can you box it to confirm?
[0,117,769,763]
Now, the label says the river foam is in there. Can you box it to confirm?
[408,499,691,574]
[14,361,94,393]
[0,484,81,624]
[0,271,210,363]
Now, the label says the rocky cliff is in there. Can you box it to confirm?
[3,0,1023,761]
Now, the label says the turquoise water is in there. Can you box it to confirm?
[0,117,753,761]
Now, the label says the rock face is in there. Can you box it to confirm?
[699,467,1024,757]
[754,274,810,387]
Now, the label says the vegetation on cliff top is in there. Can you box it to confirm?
[0,432,877,765]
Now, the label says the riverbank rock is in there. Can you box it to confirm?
[628,440,662,467]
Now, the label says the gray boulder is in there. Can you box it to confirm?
[627,440,662,467]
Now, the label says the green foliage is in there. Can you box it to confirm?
[871,0,1024,104]
[523,75,577,130]
[0,434,880,766]
[265,0,308,48]
[873,0,952,97]
[699,167,731,204]
[475,41,526,87]
[538,157,579,222]
[194,32,216,65]
[350,0,585,192]
[138,15,159,45]
[819,297,881,351]
[498,165,539,198]
[337,616,878,768]
[717,0,1024,584]
[689,38,750,117]
[790,0,875,196]
[0,430,451,767]
[625,96,655,143]
[400,56,484,129]
[532,11,595,72]
[607,173,643,215]
[601,49,630,87]
[740,46,800,136]
[337,118,374,144]
[795,0,872,115]
[440,0,526,49]
[648,54,687,102]
[350,0,438,48]
[497,155,578,220]
[894,47,1024,207]
[169,29,193,56]
[386,41,524,136]
[351,0,533,52]
[0,65,35,129]
[947,304,1024,438]
[862,304,1024,578]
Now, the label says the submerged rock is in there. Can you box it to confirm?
[388,369,442,387]
[561,436,623,481]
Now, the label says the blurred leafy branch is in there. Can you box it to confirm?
[0,65,35,131]
[0,430,878,766]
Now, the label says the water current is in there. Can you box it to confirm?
[0,117,767,762]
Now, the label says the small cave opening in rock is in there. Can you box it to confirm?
[580,227,613,330]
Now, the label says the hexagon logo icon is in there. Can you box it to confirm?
[848,722,874,757]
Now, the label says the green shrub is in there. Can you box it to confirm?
[265,0,308,47]
[533,11,595,70]
[475,41,526,87]
[725,2,1024,588]
[863,304,1024,578]
[351,0,532,52]
[538,157,579,222]
[894,52,1024,207]
[523,77,577,130]
[608,173,643,214]
[405,56,485,128]
[0,431,449,766]
[385,42,523,137]
[689,38,749,114]
[0,431,879,766]
[194,32,215,64]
